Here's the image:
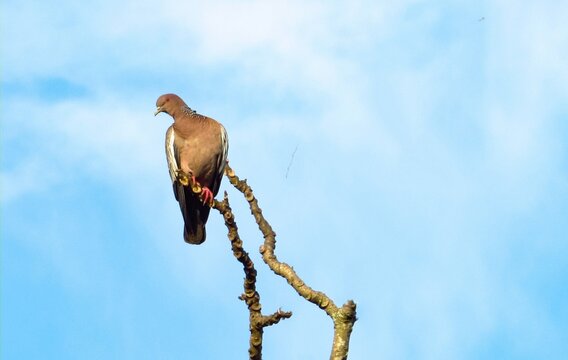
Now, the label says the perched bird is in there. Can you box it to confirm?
[155,94,229,244]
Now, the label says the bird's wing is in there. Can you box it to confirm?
[165,125,206,244]
[210,123,229,196]
[165,125,179,186]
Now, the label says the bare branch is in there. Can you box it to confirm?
[225,165,357,360]
[212,192,291,360]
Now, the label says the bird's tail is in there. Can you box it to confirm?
[184,222,206,245]
[176,183,210,244]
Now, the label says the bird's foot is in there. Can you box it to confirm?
[176,169,213,205]
[201,186,214,206]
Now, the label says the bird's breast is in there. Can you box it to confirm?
[174,126,222,187]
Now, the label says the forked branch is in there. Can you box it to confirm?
[212,194,292,360]
[224,165,357,360]
[181,165,356,359]
[183,176,291,360]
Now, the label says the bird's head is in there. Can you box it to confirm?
[154,93,185,117]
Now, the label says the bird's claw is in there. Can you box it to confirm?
[176,169,212,205]
[201,187,214,206]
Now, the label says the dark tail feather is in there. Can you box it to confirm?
[176,183,211,245]
[184,222,206,245]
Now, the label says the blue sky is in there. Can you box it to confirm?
[2,0,567,359]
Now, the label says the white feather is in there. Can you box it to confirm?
[165,126,178,183]
[219,124,229,177]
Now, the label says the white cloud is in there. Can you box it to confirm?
[1,158,60,203]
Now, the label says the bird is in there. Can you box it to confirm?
[155,94,229,244]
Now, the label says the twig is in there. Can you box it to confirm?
[225,164,357,360]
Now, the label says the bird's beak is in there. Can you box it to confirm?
[154,107,162,116]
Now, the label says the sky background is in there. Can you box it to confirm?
[2,0,568,359]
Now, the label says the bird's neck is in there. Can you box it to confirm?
[172,105,205,120]
[180,105,197,117]
[173,107,208,136]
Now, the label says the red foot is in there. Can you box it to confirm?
[187,173,214,205]
[201,186,214,205]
